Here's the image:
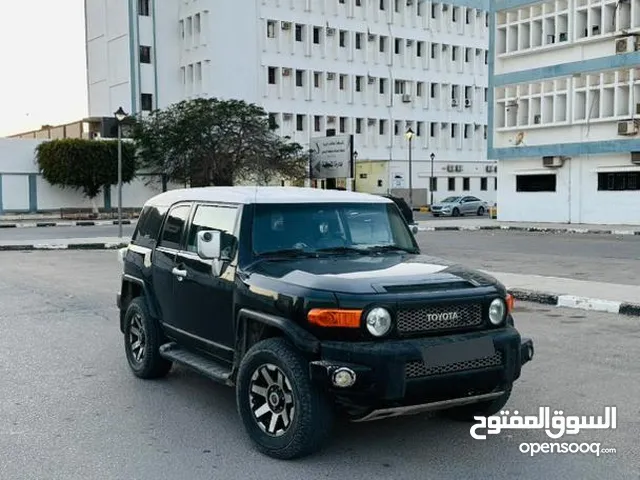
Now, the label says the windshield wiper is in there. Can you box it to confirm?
[315,246,369,255]
[256,248,317,258]
[361,245,417,254]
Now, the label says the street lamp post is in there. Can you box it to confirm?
[114,107,128,238]
[429,152,435,207]
[405,128,414,208]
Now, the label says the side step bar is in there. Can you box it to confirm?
[159,342,234,386]
[351,391,505,422]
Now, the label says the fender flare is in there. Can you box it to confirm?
[119,274,161,332]
[236,308,320,357]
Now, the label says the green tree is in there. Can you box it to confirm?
[35,138,136,211]
[131,98,307,187]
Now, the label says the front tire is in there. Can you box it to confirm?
[477,206,485,216]
[236,337,334,460]
[452,208,460,217]
[123,297,172,379]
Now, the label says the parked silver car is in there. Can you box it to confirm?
[430,196,488,217]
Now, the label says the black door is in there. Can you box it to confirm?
[173,203,240,360]
[151,202,192,330]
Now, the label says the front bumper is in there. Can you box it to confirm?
[309,327,533,414]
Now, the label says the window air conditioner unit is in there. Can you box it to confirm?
[327,28,336,36]
[368,34,376,41]
[533,114,541,124]
[542,156,564,168]
[368,76,376,84]
[447,165,455,172]
[616,35,638,54]
[406,39,413,46]
[455,165,463,172]
[559,32,567,42]
[464,98,471,107]
[451,98,458,107]
[443,4,449,10]
[406,0,413,5]
[618,119,639,135]
[402,93,412,103]
[283,113,293,120]
[368,118,376,125]
[283,68,291,76]
[281,22,291,30]
[327,72,335,80]
[327,116,336,124]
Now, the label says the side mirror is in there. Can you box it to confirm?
[197,230,221,260]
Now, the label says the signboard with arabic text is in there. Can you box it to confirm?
[310,134,353,180]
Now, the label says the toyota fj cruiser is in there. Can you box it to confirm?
[117,186,534,460]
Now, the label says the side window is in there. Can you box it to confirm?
[186,204,239,255]
[132,205,168,248]
[158,204,191,250]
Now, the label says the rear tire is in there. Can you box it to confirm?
[236,337,334,460]
[123,297,172,379]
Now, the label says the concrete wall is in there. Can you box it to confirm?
[0,139,170,215]
[498,153,640,225]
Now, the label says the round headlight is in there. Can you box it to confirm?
[488,298,506,325]
[365,307,392,337]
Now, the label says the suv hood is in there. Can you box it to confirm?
[245,254,500,294]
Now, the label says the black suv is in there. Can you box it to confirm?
[117,186,534,460]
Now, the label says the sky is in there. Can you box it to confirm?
[0,0,88,137]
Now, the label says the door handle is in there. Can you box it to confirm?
[172,267,187,281]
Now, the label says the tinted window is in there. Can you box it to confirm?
[251,203,418,255]
[133,205,168,248]
[186,204,239,255]
[516,174,556,192]
[158,204,191,249]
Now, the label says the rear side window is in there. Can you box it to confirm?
[132,205,168,248]
[158,204,191,250]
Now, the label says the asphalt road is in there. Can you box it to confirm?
[415,231,640,286]
[0,250,638,480]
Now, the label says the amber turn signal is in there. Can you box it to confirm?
[307,309,362,328]
[506,293,515,313]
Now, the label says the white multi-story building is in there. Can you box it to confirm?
[85,0,494,203]
[491,0,640,224]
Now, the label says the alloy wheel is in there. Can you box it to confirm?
[249,363,296,437]
[128,313,146,363]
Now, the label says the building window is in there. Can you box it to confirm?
[141,93,153,111]
[431,43,437,58]
[339,117,347,133]
[355,33,362,49]
[313,72,320,88]
[295,24,303,42]
[463,177,470,191]
[430,123,436,137]
[339,75,346,90]
[516,174,557,192]
[379,78,386,94]
[379,36,386,52]
[416,82,423,97]
[379,120,386,135]
[597,172,640,191]
[313,27,321,44]
[355,76,363,92]
[314,116,321,132]
[448,177,455,191]
[395,38,401,54]
[430,83,437,98]
[466,9,471,24]
[296,114,304,131]
[480,177,488,191]
[339,31,346,47]
[139,45,152,64]
[295,70,304,87]
[417,41,423,57]
[138,0,150,16]
[268,67,276,85]
[355,118,363,134]
[267,21,276,38]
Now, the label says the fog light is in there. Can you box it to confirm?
[332,368,356,388]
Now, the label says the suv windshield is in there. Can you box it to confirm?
[252,202,419,257]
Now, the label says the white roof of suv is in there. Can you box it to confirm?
[147,186,392,207]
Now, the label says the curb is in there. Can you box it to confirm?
[0,220,137,229]
[508,288,640,318]
[0,242,128,251]
[418,225,640,235]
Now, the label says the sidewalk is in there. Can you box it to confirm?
[417,218,640,235]
[0,236,638,317]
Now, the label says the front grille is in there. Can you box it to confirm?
[405,351,503,379]
[396,303,483,336]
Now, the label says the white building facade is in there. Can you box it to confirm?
[490,0,640,224]
[85,0,495,204]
